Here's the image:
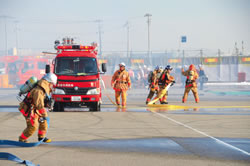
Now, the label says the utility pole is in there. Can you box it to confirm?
[144,13,152,66]
[200,49,203,65]
[95,20,103,58]
[235,42,239,56]
[241,41,244,55]
[14,20,20,55]
[218,49,221,79]
[124,21,130,59]
[0,15,14,56]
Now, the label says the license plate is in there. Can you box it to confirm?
[71,96,81,101]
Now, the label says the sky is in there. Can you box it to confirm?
[0,0,249,54]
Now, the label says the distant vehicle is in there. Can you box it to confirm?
[0,57,7,75]
[49,38,106,112]
[0,56,19,87]
[16,56,48,86]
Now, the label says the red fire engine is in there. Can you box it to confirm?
[16,56,49,86]
[50,38,106,112]
[0,56,19,88]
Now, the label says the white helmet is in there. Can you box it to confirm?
[43,73,57,85]
[119,62,126,67]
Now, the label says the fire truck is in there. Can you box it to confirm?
[16,56,48,86]
[0,56,19,88]
[50,38,106,112]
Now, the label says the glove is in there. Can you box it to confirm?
[171,81,175,86]
[39,117,47,123]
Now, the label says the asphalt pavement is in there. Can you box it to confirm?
[0,84,250,166]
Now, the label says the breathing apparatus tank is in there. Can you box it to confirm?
[19,76,38,96]
[185,70,195,85]
[188,70,194,81]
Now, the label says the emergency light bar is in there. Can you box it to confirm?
[56,45,96,51]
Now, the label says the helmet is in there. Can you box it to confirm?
[155,65,163,70]
[165,65,173,70]
[119,62,126,67]
[43,73,57,85]
[189,64,196,71]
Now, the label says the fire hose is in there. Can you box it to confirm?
[0,117,50,166]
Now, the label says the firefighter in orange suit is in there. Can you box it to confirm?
[157,65,175,104]
[148,65,175,105]
[182,64,199,103]
[19,73,57,143]
[111,62,131,107]
[146,66,163,104]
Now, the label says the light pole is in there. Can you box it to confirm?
[144,13,152,66]
[95,20,103,58]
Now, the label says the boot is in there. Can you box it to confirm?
[38,137,51,143]
[19,137,28,143]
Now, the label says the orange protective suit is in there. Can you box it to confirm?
[182,64,199,103]
[148,70,175,105]
[111,69,131,107]
[19,79,51,142]
[146,70,162,103]
[156,71,175,103]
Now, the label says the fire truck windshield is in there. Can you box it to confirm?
[55,57,98,76]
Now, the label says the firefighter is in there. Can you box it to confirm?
[182,64,199,103]
[198,64,207,90]
[19,73,57,143]
[146,65,163,104]
[148,65,175,105]
[111,62,131,107]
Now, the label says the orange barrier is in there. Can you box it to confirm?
[0,75,11,88]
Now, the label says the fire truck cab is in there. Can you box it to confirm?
[51,38,106,112]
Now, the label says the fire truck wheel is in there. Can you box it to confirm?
[89,102,100,112]
[53,102,65,112]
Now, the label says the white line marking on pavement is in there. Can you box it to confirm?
[152,111,250,156]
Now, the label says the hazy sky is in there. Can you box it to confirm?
[0,0,249,54]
